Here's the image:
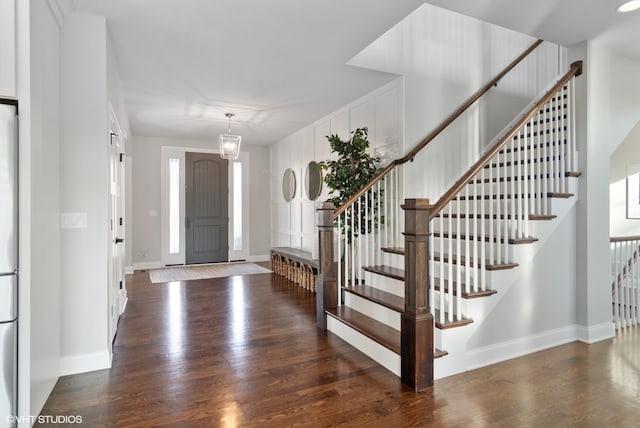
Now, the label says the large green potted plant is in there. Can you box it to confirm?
[319,127,382,241]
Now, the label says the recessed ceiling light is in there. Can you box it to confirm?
[618,0,640,12]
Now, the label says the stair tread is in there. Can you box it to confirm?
[432,232,538,245]
[381,248,519,270]
[363,265,404,281]
[438,213,557,221]
[471,171,581,184]
[434,309,473,329]
[326,306,400,354]
[433,277,498,299]
[435,348,449,359]
[434,252,519,270]
[344,284,404,312]
[455,193,573,200]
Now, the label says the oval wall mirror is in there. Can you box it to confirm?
[282,168,296,202]
[305,161,323,201]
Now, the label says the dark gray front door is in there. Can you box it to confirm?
[185,152,228,264]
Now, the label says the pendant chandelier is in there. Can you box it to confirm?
[219,113,241,159]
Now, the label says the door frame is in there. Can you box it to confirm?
[160,146,250,265]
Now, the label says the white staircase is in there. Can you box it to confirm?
[321,61,583,385]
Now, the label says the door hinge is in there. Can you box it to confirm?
[119,153,125,162]
[119,217,123,226]
[119,280,123,290]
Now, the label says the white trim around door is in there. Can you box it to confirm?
[160,146,250,266]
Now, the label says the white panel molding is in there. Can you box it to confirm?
[59,351,111,376]
[576,322,615,344]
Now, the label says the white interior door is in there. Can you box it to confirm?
[108,130,125,344]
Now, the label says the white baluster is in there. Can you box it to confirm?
[473,162,479,293]
[559,87,567,192]
[337,215,342,292]
[613,242,619,329]
[541,102,549,215]
[465,183,470,296]
[489,161,495,265]
[511,135,527,238]
[364,191,369,271]
[571,78,577,172]
[480,167,486,291]
[350,205,355,287]
[439,209,445,326]
[511,137,518,240]
[523,122,530,238]
[447,203,453,322]
[495,154,502,263]
[502,144,509,262]
[456,190,461,316]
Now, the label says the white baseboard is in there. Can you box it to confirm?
[248,254,269,262]
[576,321,615,344]
[125,266,134,275]
[59,351,111,376]
[133,261,163,271]
[467,325,578,371]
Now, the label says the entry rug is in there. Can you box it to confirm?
[149,262,272,283]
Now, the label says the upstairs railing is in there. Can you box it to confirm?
[611,236,640,330]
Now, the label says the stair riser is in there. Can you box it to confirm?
[446,195,564,215]
[362,270,404,297]
[344,292,401,330]
[326,316,401,377]
[381,251,405,270]
[432,219,534,238]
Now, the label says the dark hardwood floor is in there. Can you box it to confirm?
[37,270,639,427]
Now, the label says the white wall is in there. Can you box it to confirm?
[0,0,16,97]
[28,0,62,415]
[131,135,271,266]
[610,120,640,237]
[60,12,111,374]
[571,41,640,341]
[348,3,563,203]
[270,78,403,253]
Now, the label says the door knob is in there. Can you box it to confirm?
[115,237,125,244]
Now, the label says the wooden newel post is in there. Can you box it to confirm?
[316,202,337,329]
[401,198,434,391]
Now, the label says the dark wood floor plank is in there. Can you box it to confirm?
[36,271,640,427]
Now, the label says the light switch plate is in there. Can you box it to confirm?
[61,213,88,229]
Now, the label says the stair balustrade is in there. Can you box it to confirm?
[610,236,640,330]
[315,37,583,391]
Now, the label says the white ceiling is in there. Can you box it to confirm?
[62,0,640,146]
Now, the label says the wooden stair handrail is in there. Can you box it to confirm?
[333,39,544,219]
[429,60,583,221]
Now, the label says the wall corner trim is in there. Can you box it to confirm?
[576,322,615,344]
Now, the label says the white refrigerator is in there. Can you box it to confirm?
[0,99,17,428]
